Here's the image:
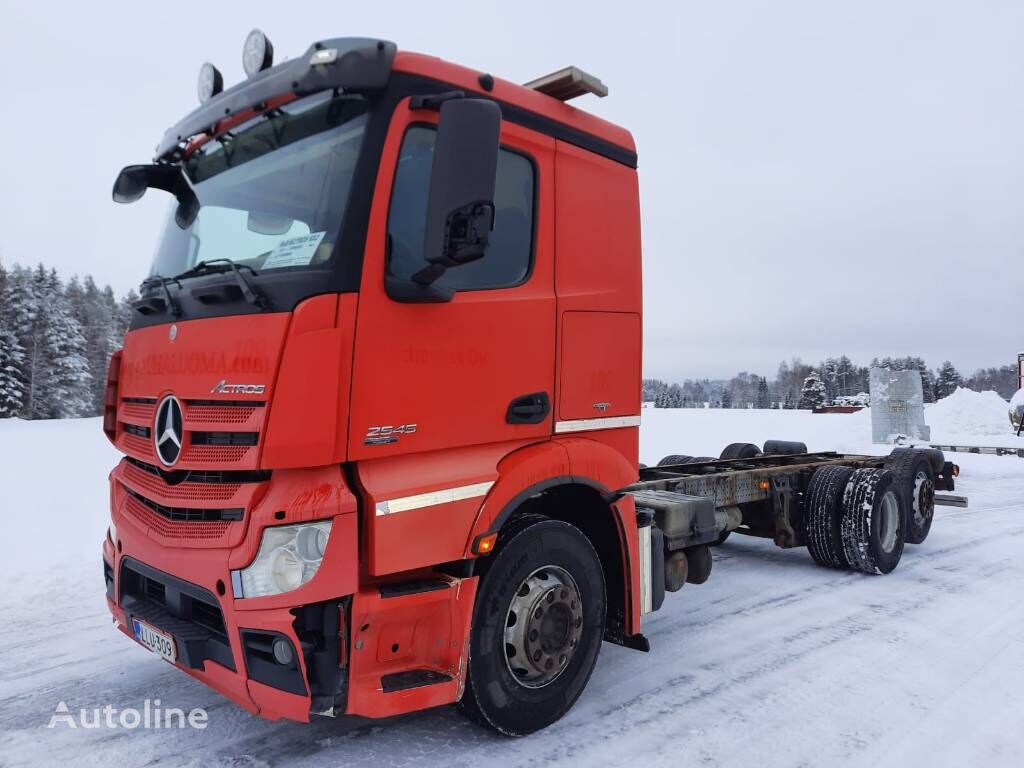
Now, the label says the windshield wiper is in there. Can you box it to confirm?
[138,274,183,317]
[172,259,266,308]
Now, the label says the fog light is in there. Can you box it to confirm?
[272,638,294,665]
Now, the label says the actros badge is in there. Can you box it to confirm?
[211,380,266,395]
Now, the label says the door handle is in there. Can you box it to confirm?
[506,392,551,425]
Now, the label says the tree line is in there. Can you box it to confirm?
[644,354,1017,410]
[1,261,1019,419]
[0,263,137,419]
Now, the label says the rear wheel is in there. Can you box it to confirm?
[657,454,692,466]
[885,451,936,544]
[459,518,606,735]
[804,465,855,568]
[720,442,762,460]
[763,439,808,456]
[840,468,906,574]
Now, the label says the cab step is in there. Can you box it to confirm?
[381,669,453,693]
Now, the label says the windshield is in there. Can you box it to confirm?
[149,93,369,279]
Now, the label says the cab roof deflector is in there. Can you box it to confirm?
[524,66,608,101]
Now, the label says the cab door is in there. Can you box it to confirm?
[347,100,554,573]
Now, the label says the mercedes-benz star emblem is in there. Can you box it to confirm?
[169,324,178,341]
[154,395,183,466]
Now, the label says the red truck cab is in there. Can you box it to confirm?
[103,35,643,734]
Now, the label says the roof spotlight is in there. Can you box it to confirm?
[242,29,274,78]
[197,62,224,104]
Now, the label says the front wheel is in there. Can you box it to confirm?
[459,517,606,736]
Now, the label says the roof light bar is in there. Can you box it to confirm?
[242,29,274,78]
[197,62,224,104]
[524,66,608,101]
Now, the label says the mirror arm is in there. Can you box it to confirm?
[409,91,466,111]
[384,273,455,303]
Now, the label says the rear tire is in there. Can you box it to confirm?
[657,454,692,466]
[763,439,808,456]
[804,465,855,569]
[884,451,936,545]
[719,442,762,460]
[840,468,906,574]
[459,518,606,735]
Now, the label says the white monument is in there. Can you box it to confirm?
[869,367,930,444]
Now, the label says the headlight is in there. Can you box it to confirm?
[233,520,332,598]
[108,519,117,544]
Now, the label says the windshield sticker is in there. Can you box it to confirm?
[262,231,326,269]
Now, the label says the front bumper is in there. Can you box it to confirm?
[103,461,479,723]
[103,539,348,722]
[102,463,359,722]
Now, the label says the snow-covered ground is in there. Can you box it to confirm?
[1,397,1022,768]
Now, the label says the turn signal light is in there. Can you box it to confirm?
[473,532,498,555]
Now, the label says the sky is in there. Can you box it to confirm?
[0,0,1020,381]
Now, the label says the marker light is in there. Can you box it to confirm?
[197,62,223,104]
[242,29,274,77]
[473,532,498,555]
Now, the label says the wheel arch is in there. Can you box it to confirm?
[467,438,641,640]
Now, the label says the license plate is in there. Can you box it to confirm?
[133,619,177,663]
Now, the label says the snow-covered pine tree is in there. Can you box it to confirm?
[821,357,839,402]
[799,370,827,410]
[2,266,38,417]
[934,361,963,400]
[0,263,27,416]
[756,376,770,408]
[0,327,26,417]
[74,276,126,412]
[35,291,93,418]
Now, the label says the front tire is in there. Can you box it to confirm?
[459,518,606,735]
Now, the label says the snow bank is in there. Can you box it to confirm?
[0,417,119,586]
[925,387,1010,438]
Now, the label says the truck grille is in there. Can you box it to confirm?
[117,398,264,469]
[123,494,232,542]
[126,489,242,522]
[117,458,269,546]
[186,401,262,424]
[122,461,239,503]
[120,397,157,422]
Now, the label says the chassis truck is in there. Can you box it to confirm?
[102,32,960,735]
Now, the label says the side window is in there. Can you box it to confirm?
[387,126,535,290]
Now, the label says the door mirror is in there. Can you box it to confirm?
[111,163,200,229]
[413,98,501,287]
[112,165,150,203]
